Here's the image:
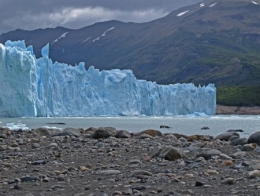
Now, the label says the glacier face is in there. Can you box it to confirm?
[0,40,216,117]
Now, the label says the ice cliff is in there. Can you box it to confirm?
[0,40,216,117]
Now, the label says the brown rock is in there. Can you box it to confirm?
[140,129,162,137]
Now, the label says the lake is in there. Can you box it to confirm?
[1,115,260,137]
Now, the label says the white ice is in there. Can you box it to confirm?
[81,37,92,44]
[177,10,189,17]
[5,122,30,131]
[200,3,205,7]
[93,27,115,42]
[52,32,69,44]
[209,3,217,7]
[101,27,115,37]
[252,1,258,5]
[0,40,216,117]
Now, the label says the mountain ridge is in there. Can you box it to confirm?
[1,0,260,86]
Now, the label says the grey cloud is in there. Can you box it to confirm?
[0,0,201,34]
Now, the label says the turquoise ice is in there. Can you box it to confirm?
[0,40,216,117]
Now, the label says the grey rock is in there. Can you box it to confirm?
[206,149,222,156]
[139,129,162,137]
[98,170,121,175]
[248,131,260,145]
[230,138,247,146]
[227,129,244,133]
[0,145,8,151]
[8,146,21,151]
[34,127,51,136]
[215,132,240,141]
[130,170,153,177]
[92,127,117,139]
[248,170,260,178]
[222,177,235,185]
[137,133,153,139]
[241,143,257,151]
[20,176,39,182]
[128,159,142,165]
[31,160,47,165]
[46,142,60,150]
[123,188,133,195]
[232,151,246,158]
[152,146,185,161]
[116,130,131,138]
[253,147,260,153]
[32,143,41,149]
[61,127,81,137]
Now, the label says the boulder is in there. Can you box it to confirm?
[116,130,131,138]
[227,129,244,133]
[206,149,222,156]
[214,132,239,141]
[230,138,247,146]
[140,129,162,137]
[33,127,51,136]
[92,127,117,139]
[241,143,257,151]
[61,127,81,137]
[248,170,260,179]
[248,131,260,145]
[187,135,211,142]
[173,133,188,139]
[152,146,185,161]
[160,125,171,129]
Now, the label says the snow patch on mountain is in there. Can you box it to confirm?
[52,32,69,44]
[209,3,217,7]
[93,27,115,42]
[177,10,189,17]
[82,36,92,44]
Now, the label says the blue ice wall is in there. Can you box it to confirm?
[0,40,216,117]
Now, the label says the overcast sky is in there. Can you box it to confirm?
[0,0,202,35]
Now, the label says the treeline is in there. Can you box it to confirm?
[217,86,260,106]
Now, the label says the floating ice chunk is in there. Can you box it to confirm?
[5,122,30,131]
[177,10,189,17]
[52,32,69,44]
[252,1,258,5]
[209,3,217,7]
[200,3,205,7]
[42,126,62,131]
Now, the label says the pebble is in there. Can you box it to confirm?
[98,170,121,175]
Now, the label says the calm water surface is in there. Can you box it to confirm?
[1,115,260,137]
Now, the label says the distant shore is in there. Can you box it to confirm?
[216,104,260,115]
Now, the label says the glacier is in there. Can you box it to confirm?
[0,40,216,117]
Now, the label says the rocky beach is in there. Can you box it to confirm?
[1,126,260,196]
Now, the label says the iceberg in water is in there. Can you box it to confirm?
[0,40,216,117]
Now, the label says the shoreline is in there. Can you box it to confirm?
[216,105,260,115]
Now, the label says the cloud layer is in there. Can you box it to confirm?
[0,0,201,34]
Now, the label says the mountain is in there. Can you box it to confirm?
[1,0,260,86]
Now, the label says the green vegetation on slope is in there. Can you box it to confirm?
[217,86,260,106]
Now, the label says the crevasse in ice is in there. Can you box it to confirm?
[0,40,216,117]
